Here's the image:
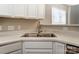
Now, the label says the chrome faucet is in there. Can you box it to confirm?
[37,21,42,35]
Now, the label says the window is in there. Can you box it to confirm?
[52,7,66,24]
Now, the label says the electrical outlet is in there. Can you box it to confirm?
[63,27,68,31]
[0,26,2,30]
[8,26,15,30]
[17,25,21,30]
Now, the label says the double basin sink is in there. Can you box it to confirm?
[22,33,56,37]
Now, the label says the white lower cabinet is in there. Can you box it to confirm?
[23,41,53,54]
[0,42,22,54]
[9,50,22,54]
[23,41,66,54]
[52,42,66,54]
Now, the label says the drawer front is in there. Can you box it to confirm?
[9,50,22,54]
[0,42,22,54]
[23,42,52,48]
[24,49,52,54]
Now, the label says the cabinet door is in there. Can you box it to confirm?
[0,4,9,15]
[37,4,45,18]
[53,42,66,54]
[23,41,53,54]
[24,4,28,16]
[12,4,25,16]
[0,42,22,54]
[28,4,37,17]
[9,50,22,54]
[26,4,45,18]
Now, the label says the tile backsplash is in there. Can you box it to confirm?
[40,25,79,32]
[0,18,79,32]
[0,18,39,32]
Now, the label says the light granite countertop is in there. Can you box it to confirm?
[0,30,79,46]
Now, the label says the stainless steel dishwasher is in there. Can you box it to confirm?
[66,44,79,54]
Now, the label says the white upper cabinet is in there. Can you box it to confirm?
[27,4,37,17]
[0,4,45,18]
[24,4,28,16]
[27,4,45,18]
[9,4,25,16]
[8,4,14,16]
[37,4,45,18]
[0,4,9,15]
[13,4,25,16]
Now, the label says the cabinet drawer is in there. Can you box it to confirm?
[23,42,52,48]
[24,49,52,54]
[0,42,22,54]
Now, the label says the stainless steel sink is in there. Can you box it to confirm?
[21,33,56,37]
[37,33,56,37]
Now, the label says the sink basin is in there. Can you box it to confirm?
[21,33,56,37]
[21,33,37,37]
[37,33,56,37]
